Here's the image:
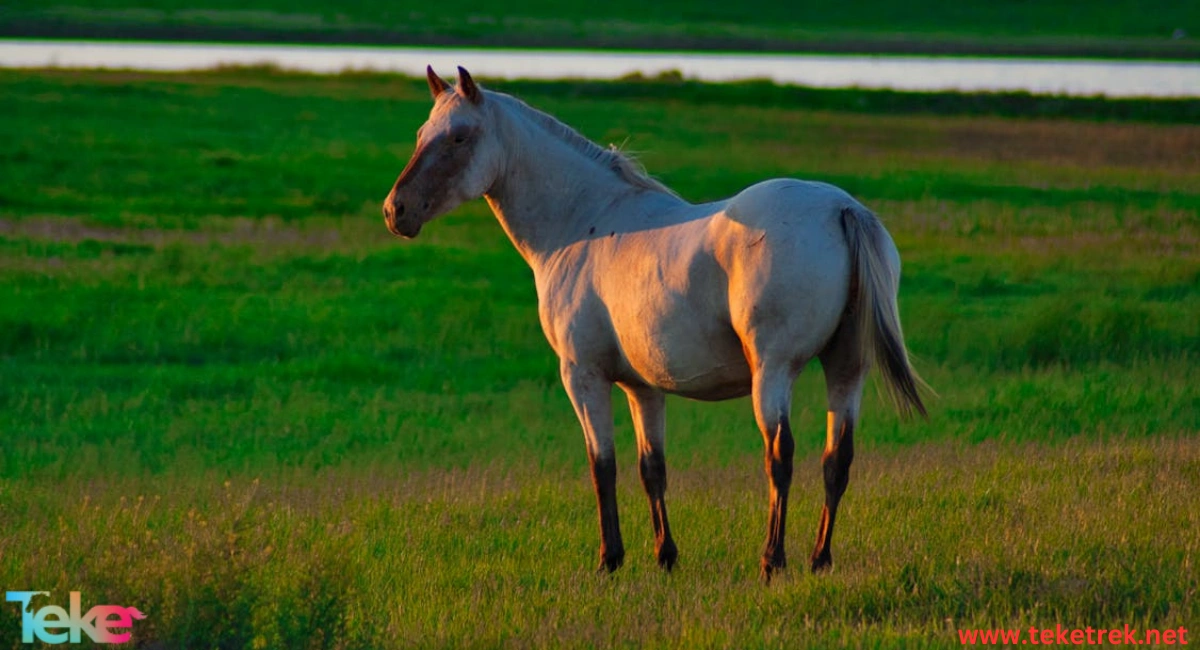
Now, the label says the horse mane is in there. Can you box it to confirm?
[487,91,680,198]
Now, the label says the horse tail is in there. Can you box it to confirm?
[840,205,929,419]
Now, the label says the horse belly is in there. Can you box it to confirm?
[617,313,752,401]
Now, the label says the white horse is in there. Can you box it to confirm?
[384,66,927,580]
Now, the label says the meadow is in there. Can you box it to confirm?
[0,69,1197,648]
[3,0,1199,58]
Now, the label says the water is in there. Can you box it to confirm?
[2,39,1198,98]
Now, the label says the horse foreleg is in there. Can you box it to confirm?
[623,385,678,570]
[562,364,624,573]
[753,368,796,582]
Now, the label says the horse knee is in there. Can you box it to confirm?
[639,448,668,495]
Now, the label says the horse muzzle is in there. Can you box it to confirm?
[383,197,423,238]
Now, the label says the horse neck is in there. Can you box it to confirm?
[482,99,684,267]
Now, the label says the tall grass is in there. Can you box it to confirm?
[2,438,1196,648]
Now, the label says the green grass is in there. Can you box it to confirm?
[2,0,1199,58]
[503,77,1200,125]
[2,439,1197,648]
[0,69,1197,648]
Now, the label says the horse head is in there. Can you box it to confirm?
[383,66,500,238]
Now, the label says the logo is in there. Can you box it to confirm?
[6,591,146,644]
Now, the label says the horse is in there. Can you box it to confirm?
[383,66,928,580]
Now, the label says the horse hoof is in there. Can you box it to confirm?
[657,541,679,572]
[597,549,625,574]
[810,551,833,573]
[760,555,787,583]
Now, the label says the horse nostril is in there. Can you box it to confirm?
[395,202,406,217]
[421,201,430,211]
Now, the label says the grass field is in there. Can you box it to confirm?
[3,0,1200,58]
[0,69,1197,648]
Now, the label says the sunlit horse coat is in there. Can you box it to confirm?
[383,67,927,579]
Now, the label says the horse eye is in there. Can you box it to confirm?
[453,135,468,144]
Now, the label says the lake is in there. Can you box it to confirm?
[2,39,1198,97]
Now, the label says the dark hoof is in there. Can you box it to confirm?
[760,554,787,583]
[597,548,625,574]
[657,539,679,572]
[810,550,832,573]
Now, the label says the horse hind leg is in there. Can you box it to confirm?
[811,320,867,573]
[752,364,797,582]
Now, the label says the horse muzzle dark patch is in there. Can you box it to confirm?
[386,216,422,239]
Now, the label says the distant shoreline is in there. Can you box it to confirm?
[7,67,1198,124]
[3,21,1198,61]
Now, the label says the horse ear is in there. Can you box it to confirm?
[427,65,451,100]
[457,66,483,105]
